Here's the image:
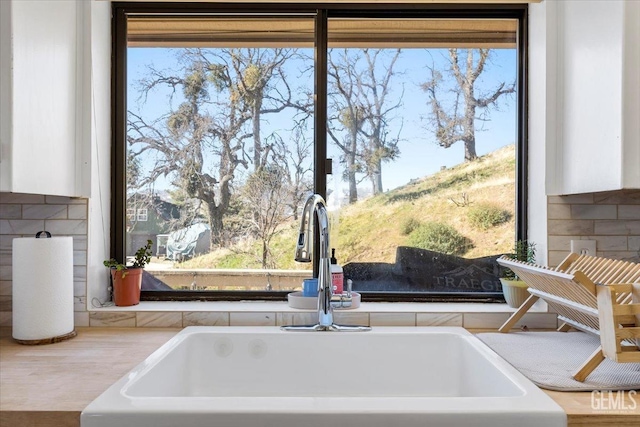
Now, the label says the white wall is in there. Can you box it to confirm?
[86,0,112,306]
[527,0,554,266]
[622,1,640,188]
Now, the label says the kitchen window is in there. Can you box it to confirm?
[112,2,528,302]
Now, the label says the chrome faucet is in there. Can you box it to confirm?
[295,194,333,327]
[282,194,370,332]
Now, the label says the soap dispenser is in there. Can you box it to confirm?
[330,248,344,294]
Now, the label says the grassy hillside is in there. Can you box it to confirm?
[178,144,516,269]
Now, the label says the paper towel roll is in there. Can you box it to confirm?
[12,236,75,343]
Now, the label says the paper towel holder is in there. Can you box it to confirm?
[14,330,78,346]
[12,230,77,345]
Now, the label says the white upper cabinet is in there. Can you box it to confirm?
[0,0,89,197]
[545,0,640,195]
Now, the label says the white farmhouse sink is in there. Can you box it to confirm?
[81,326,566,427]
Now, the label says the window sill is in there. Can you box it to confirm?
[90,299,549,314]
[84,299,557,329]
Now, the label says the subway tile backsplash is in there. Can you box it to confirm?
[0,193,89,327]
[22,204,68,220]
[547,190,640,266]
[1,190,638,329]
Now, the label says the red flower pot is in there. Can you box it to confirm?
[110,268,143,306]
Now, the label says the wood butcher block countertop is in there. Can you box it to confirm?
[1,327,639,427]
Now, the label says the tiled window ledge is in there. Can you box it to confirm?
[86,300,558,330]
[89,300,548,313]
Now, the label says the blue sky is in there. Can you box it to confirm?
[127,47,516,199]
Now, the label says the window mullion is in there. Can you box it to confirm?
[312,9,328,278]
[314,9,328,200]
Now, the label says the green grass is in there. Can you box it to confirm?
[178,144,517,268]
[407,221,472,255]
[467,203,511,230]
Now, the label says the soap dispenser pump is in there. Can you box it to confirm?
[330,248,344,294]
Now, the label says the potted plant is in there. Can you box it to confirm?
[103,240,153,306]
[500,240,536,308]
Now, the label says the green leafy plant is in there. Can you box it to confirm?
[132,240,153,267]
[400,217,421,235]
[407,222,472,256]
[501,240,536,280]
[104,240,153,277]
[467,203,510,230]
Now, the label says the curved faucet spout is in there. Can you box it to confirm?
[295,194,329,263]
[283,194,371,332]
[295,194,333,327]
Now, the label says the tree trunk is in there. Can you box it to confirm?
[348,125,359,203]
[347,149,358,204]
[348,167,358,204]
[262,240,268,269]
[372,158,383,194]
[463,92,478,162]
[207,202,224,248]
[464,138,477,162]
[252,99,263,170]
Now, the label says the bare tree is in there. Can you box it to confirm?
[422,48,515,162]
[328,49,364,204]
[128,48,305,248]
[358,49,403,195]
[269,124,313,220]
[327,48,404,202]
[124,152,144,233]
[240,163,292,268]
[126,151,142,193]
[208,48,302,171]
[128,61,245,247]
[229,124,311,268]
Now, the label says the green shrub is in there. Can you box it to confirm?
[400,217,421,235]
[407,222,472,256]
[467,203,510,230]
